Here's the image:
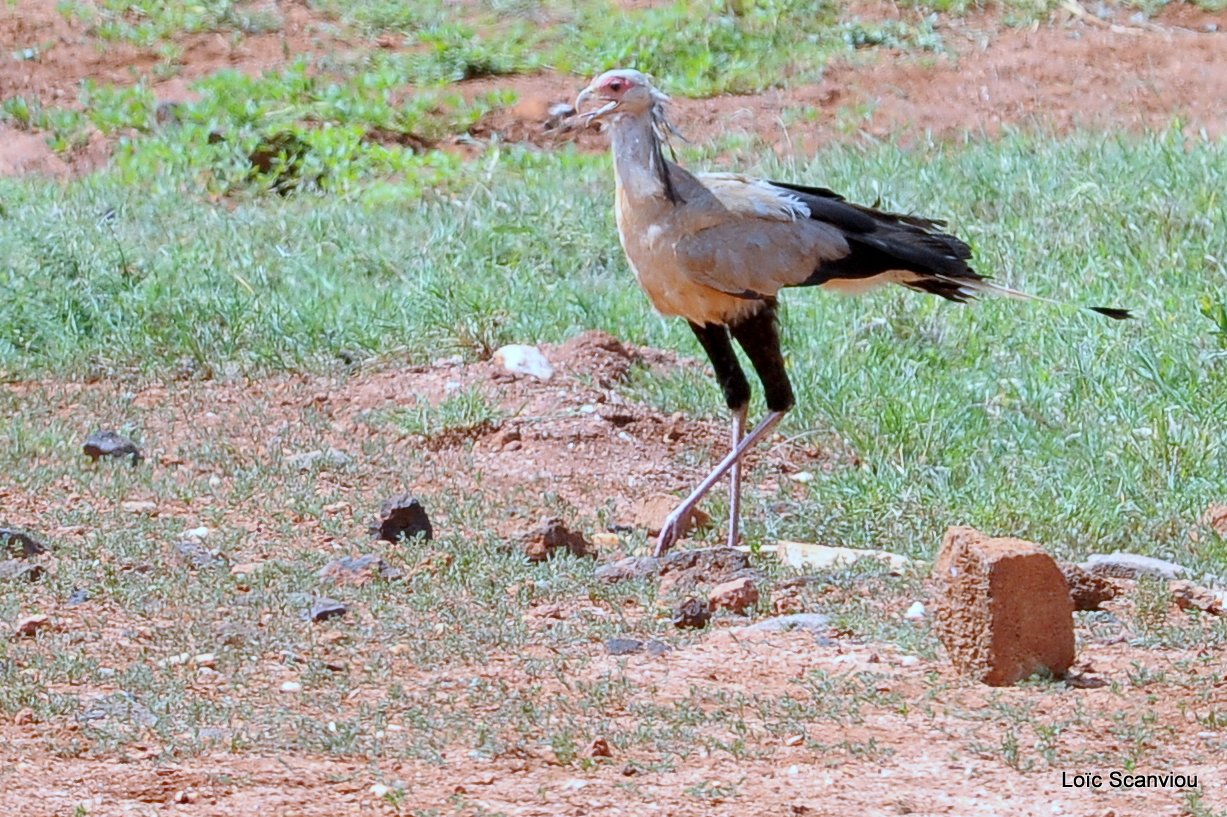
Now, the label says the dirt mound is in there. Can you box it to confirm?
[548,330,644,386]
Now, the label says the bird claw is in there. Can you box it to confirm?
[654,511,687,557]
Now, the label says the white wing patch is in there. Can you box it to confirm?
[697,172,812,222]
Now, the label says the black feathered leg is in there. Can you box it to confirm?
[657,308,793,556]
[688,322,751,548]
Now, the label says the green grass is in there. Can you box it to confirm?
[3,130,1227,570]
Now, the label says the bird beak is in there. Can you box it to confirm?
[574,86,619,124]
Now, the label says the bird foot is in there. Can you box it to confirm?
[654,509,689,557]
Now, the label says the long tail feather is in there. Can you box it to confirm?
[954,277,1133,320]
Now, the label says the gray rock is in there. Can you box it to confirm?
[318,554,403,584]
[67,588,90,606]
[672,597,711,630]
[370,495,433,543]
[1084,552,1186,581]
[175,540,225,569]
[745,613,831,633]
[0,560,44,582]
[303,596,347,623]
[605,637,644,656]
[595,547,752,584]
[83,430,143,465]
[78,692,157,727]
[645,639,671,657]
[286,448,352,471]
[0,527,47,557]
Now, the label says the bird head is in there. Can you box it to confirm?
[575,69,669,124]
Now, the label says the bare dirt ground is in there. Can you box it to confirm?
[3,2,1227,815]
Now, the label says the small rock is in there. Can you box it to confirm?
[745,613,830,633]
[280,681,302,693]
[66,588,90,606]
[13,708,36,725]
[303,596,348,623]
[0,527,47,558]
[175,540,225,569]
[519,518,593,562]
[121,500,158,515]
[595,546,752,585]
[672,597,711,629]
[286,448,352,471]
[591,532,620,548]
[708,576,759,615]
[1084,552,1186,581]
[370,494,433,543]
[494,344,554,380]
[318,554,404,585]
[180,526,210,541]
[1170,581,1225,616]
[903,601,926,620]
[777,541,914,574]
[193,652,217,667]
[605,637,644,656]
[370,783,391,798]
[644,639,671,656]
[631,494,710,538]
[172,789,197,805]
[0,560,44,583]
[586,737,613,758]
[82,430,143,464]
[1059,562,1118,611]
[12,614,51,638]
[78,692,157,727]
[784,734,805,747]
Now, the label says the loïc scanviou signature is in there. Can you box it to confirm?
[1061,770,1199,789]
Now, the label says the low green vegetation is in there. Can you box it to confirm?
[3,129,1226,569]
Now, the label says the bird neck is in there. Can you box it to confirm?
[610,112,680,205]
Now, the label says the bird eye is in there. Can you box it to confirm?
[608,79,624,92]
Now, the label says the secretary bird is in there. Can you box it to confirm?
[575,68,1129,557]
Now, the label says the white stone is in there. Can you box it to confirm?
[904,601,926,620]
[494,344,554,380]
[181,527,210,541]
[777,541,914,573]
[370,783,390,798]
[279,681,302,693]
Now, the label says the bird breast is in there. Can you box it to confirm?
[615,184,765,326]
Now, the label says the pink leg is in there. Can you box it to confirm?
[726,405,747,549]
[655,409,786,557]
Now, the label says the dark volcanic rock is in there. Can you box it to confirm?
[304,596,348,623]
[520,518,594,562]
[0,527,47,557]
[672,597,711,630]
[370,495,433,544]
[83,430,143,464]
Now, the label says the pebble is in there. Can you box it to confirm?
[121,501,158,515]
[904,601,926,620]
[0,528,47,558]
[280,681,302,693]
[82,430,143,464]
[494,344,554,380]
